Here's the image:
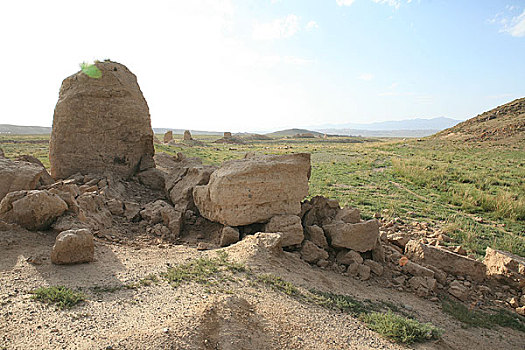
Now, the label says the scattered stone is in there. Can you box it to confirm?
[304,225,328,249]
[364,259,384,276]
[323,220,380,252]
[509,297,519,308]
[194,153,310,226]
[371,239,386,263]
[164,131,173,143]
[265,215,304,247]
[165,159,216,212]
[347,262,359,276]
[0,190,68,230]
[0,158,53,201]
[516,306,525,316]
[334,207,361,224]
[336,250,363,265]
[317,259,330,268]
[357,264,371,281]
[140,200,169,224]
[302,196,340,227]
[405,240,486,282]
[137,168,165,190]
[0,148,4,158]
[409,276,437,297]
[220,226,240,247]
[484,247,525,287]
[160,207,183,237]
[402,261,435,278]
[387,234,410,249]
[300,240,329,263]
[51,229,94,265]
[448,280,470,301]
[107,198,124,216]
[123,201,141,221]
[49,61,155,179]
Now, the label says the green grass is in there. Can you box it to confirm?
[442,298,525,332]
[4,133,524,257]
[256,274,442,344]
[162,251,246,287]
[363,311,442,344]
[31,286,86,309]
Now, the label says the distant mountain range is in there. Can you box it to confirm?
[0,117,462,138]
[306,117,462,137]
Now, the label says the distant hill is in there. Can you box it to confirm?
[265,128,324,138]
[316,129,441,138]
[0,124,52,134]
[312,117,461,131]
[434,98,525,144]
[310,117,461,138]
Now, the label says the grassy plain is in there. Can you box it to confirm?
[1,133,523,257]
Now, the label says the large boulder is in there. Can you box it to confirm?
[49,61,155,179]
[484,247,525,287]
[405,240,486,282]
[164,157,216,212]
[194,153,311,226]
[51,229,94,265]
[0,158,52,201]
[323,220,380,252]
[0,190,68,230]
[264,215,304,247]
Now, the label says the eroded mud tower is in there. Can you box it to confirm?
[49,61,155,179]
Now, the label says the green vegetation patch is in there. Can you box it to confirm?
[162,252,246,288]
[363,311,442,344]
[31,286,86,309]
[442,298,525,332]
[257,274,442,344]
[80,62,102,79]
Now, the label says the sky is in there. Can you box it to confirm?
[0,0,524,132]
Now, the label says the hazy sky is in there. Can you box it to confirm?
[1,0,524,132]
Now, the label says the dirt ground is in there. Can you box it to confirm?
[1,228,523,350]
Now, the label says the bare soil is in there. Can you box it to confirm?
[1,228,523,350]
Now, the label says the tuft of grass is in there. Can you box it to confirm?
[80,62,102,79]
[162,252,247,288]
[257,274,302,297]
[442,298,525,332]
[31,286,85,309]
[363,311,442,344]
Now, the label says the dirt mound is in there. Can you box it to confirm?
[435,97,525,144]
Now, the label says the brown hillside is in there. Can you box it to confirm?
[435,97,525,144]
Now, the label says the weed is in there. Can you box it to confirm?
[31,286,85,309]
[442,298,525,332]
[162,252,247,288]
[256,274,442,344]
[362,311,442,344]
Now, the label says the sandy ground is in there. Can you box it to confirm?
[1,228,523,350]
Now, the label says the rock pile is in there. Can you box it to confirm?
[49,61,155,179]
[214,132,245,144]
[183,130,193,140]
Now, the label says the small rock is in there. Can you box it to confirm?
[364,259,384,276]
[509,297,519,308]
[357,264,371,281]
[300,240,329,263]
[220,226,240,247]
[336,250,363,265]
[51,229,94,265]
[448,280,469,301]
[516,306,525,316]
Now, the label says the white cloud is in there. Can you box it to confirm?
[504,10,525,37]
[358,73,374,81]
[372,0,401,10]
[252,14,300,40]
[336,0,356,6]
[306,20,319,30]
